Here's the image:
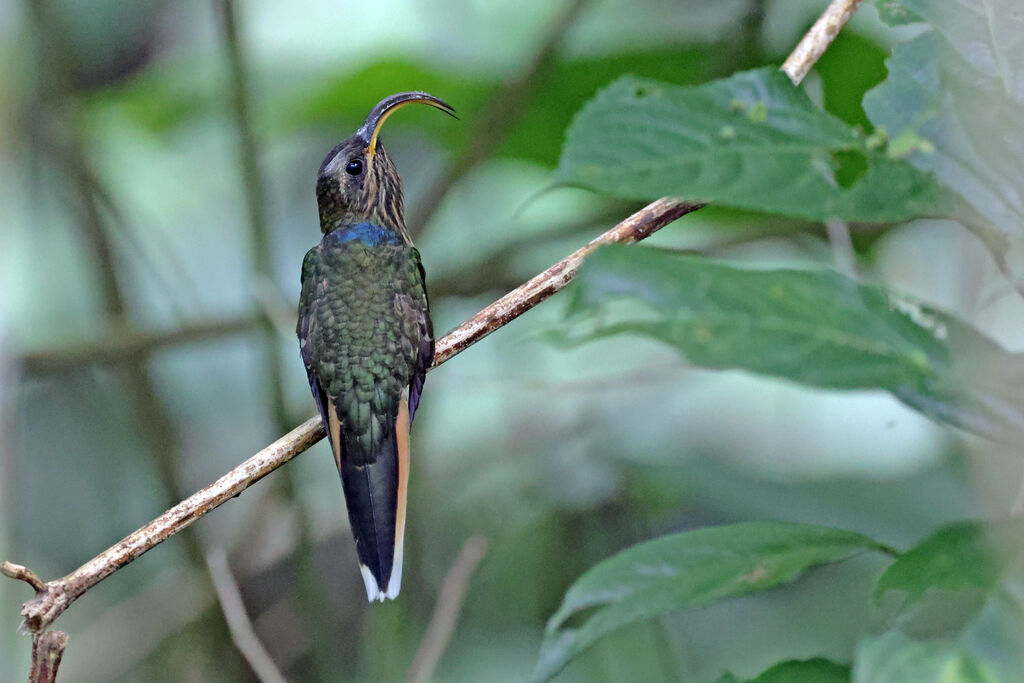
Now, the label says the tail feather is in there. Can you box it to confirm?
[388,397,411,599]
[327,395,410,602]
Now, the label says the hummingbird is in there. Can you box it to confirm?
[297,92,455,602]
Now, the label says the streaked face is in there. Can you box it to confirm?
[314,92,455,233]
[316,136,403,232]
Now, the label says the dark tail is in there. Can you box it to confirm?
[327,397,410,602]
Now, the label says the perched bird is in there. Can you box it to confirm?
[297,92,455,602]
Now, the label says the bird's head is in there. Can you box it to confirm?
[316,91,456,234]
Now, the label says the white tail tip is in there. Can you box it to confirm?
[359,563,402,603]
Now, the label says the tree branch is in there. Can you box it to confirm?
[2,561,47,592]
[20,316,260,375]
[405,537,489,683]
[29,630,68,683]
[781,0,864,85]
[11,414,324,634]
[206,548,289,683]
[215,1,337,675]
[2,563,68,683]
[432,198,703,366]
[215,0,291,429]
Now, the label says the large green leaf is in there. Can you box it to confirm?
[556,246,1024,441]
[555,68,954,222]
[714,658,850,683]
[534,522,884,682]
[873,521,1024,609]
[864,0,1024,249]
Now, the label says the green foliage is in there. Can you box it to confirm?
[557,245,1024,441]
[812,31,889,131]
[871,1,924,27]
[10,0,1024,679]
[714,658,851,683]
[853,631,995,683]
[864,0,1024,250]
[873,521,1024,608]
[555,68,955,222]
[534,522,884,681]
[534,1,1024,679]
[292,48,723,166]
[853,590,1024,683]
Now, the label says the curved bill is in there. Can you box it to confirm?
[356,91,457,160]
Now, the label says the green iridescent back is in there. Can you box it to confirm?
[298,229,431,464]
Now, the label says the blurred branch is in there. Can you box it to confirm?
[206,549,289,683]
[781,0,864,85]
[825,218,857,276]
[214,2,336,677]
[405,537,489,683]
[21,204,631,377]
[21,316,259,375]
[737,0,768,66]
[81,161,202,319]
[214,0,291,428]
[58,65,222,622]
[410,0,591,235]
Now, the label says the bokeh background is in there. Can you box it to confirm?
[3,0,1024,681]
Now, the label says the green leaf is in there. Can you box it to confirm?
[557,246,1024,441]
[863,1,1024,249]
[714,658,850,683]
[871,0,1023,85]
[853,631,997,683]
[555,68,954,222]
[533,522,884,682]
[871,1,926,27]
[874,520,1024,609]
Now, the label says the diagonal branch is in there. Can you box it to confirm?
[432,198,702,365]
[206,548,289,683]
[6,197,702,636]
[405,536,489,683]
[781,0,864,85]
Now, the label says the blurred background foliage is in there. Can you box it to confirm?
[2,0,1024,681]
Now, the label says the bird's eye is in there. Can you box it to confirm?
[345,158,363,176]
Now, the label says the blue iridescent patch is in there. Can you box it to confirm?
[332,222,402,247]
